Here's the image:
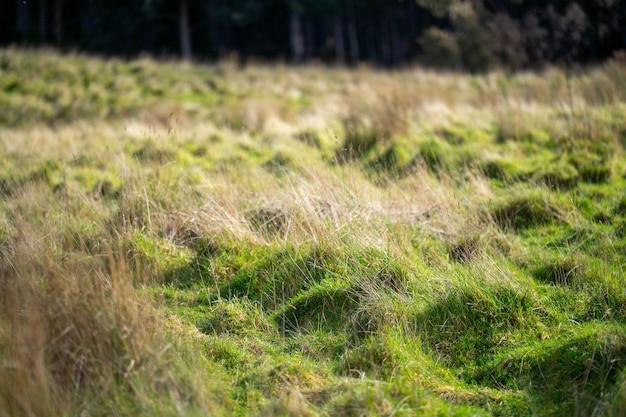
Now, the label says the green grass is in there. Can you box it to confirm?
[1,48,626,416]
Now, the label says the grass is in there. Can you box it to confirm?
[1,47,626,416]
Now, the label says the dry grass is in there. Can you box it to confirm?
[0,183,219,416]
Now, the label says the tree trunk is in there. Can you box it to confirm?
[304,20,315,60]
[290,11,305,62]
[179,0,192,60]
[365,26,377,64]
[346,1,359,65]
[208,20,218,57]
[54,0,63,46]
[390,8,403,66]
[220,20,234,57]
[407,0,417,57]
[39,0,47,42]
[17,0,30,40]
[333,17,345,65]
[380,17,391,67]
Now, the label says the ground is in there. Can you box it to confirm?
[1,48,626,416]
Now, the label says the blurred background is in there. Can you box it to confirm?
[3,0,626,70]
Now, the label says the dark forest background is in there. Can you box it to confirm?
[3,0,626,71]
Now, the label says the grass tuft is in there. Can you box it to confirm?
[491,190,567,230]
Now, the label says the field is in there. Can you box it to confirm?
[1,48,626,416]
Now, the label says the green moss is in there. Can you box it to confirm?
[367,143,415,176]
[336,130,379,162]
[415,285,540,367]
[294,130,322,149]
[532,255,588,286]
[263,152,292,174]
[579,163,613,184]
[481,158,525,182]
[615,196,626,217]
[495,121,553,147]
[417,137,452,173]
[474,324,626,416]
[132,140,176,163]
[437,124,493,146]
[0,159,67,196]
[491,190,566,230]
[213,244,342,310]
[197,299,274,337]
[130,232,194,275]
[245,207,290,237]
[202,336,252,370]
[534,161,579,189]
[448,235,482,263]
[73,167,123,198]
[1,74,20,93]
[339,336,400,378]
[326,379,491,417]
[182,140,208,158]
[563,138,615,184]
[274,279,360,334]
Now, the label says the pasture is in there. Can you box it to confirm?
[1,49,626,416]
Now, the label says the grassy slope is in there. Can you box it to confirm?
[1,47,626,416]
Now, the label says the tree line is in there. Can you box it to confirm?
[4,0,626,70]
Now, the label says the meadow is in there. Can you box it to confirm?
[1,48,626,416]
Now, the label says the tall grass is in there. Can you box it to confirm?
[0,180,221,416]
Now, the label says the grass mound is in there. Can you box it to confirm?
[474,324,626,416]
[491,190,567,230]
[448,235,482,263]
[416,285,540,367]
[275,279,361,334]
[532,255,588,286]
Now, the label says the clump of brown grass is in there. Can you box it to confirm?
[0,234,141,414]
[0,218,215,416]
